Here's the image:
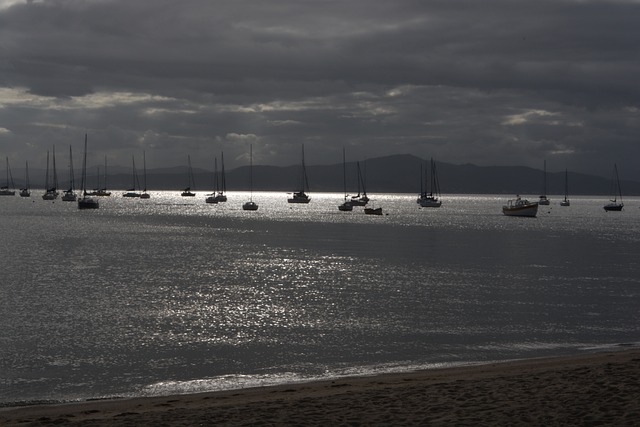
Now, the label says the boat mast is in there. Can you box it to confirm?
[301,144,309,193]
[249,145,254,201]
[44,151,50,191]
[614,163,622,203]
[52,145,58,191]
[142,151,147,192]
[220,151,226,195]
[81,134,87,195]
[343,147,347,200]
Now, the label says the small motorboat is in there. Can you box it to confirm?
[502,196,538,217]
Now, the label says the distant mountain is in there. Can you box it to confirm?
[9,154,640,195]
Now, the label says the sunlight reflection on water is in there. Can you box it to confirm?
[1,192,639,404]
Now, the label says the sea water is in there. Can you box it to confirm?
[1,192,639,405]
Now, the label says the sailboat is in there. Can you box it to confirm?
[216,152,227,202]
[287,145,310,203]
[181,155,196,197]
[94,157,111,196]
[242,145,258,210]
[205,156,220,204]
[77,134,99,209]
[350,161,369,206]
[122,156,142,197]
[417,158,442,208]
[42,147,59,200]
[61,146,77,202]
[0,157,16,196]
[560,169,570,206]
[538,160,550,205]
[19,161,30,197]
[140,151,150,199]
[604,164,623,211]
[338,148,353,211]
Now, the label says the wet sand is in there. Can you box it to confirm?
[2,349,639,426]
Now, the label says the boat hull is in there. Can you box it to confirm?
[78,197,99,209]
[243,201,259,211]
[288,193,310,203]
[418,197,442,208]
[364,207,383,215]
[338,201,353,211]
[502,204,538,217]
[604,203,623,211]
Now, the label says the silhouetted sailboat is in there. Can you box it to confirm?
[206,156,220,204]
[288,145,310,203]
[61,146,77,202]
[123,156,142,197]
[19,161,30,197]
[78,134,99,209]
[242,145,258,211]
[560,169,570,206]
[417,158,442,207]
[42,148,59,200]
[140,151,150,199]
[539,160,550,205]
[604,164,623,211]
[338,148,353,211]
[216,152,227,202]
[181,155,196,197]
[350,161,369,206]
[0,157,15,196]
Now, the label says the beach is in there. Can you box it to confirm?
[1,348,639,426]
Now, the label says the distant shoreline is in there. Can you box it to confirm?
[2,347,639,426]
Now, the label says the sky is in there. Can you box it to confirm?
[1,0,639,179]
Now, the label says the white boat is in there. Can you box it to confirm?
[502,196,538,217]
[287,145,310,203]
[242,145,258,211]
[350,161,369,206]
[19,161,30,197]
[560,169,570,206]
[338,148,353,211]
[0,157,16,196]
[77,134,99,209]
[538,160,550,205]
[61,146,77,202]
[181,155,196,197]
[417,158,442,207]
[42,148,59,200]
[122,155,142,198]
[604,164,623,211]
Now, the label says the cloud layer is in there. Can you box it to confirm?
[1,0,639,179]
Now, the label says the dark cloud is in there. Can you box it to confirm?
[1,0,639,180]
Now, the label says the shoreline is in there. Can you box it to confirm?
[2,348,639,426]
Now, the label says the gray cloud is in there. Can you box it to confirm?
[1,0,639,180]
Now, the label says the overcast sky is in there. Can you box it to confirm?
[1,0,639,180]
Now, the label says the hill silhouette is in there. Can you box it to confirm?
[13,154,640,196]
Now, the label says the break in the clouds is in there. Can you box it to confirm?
[1,0,639,179]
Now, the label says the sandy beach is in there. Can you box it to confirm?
[2,348,639,426]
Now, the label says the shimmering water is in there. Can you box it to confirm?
[1,192,639,405]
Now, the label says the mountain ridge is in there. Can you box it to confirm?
[7,154,640,196]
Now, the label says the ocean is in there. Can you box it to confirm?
[1,192,639,406]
